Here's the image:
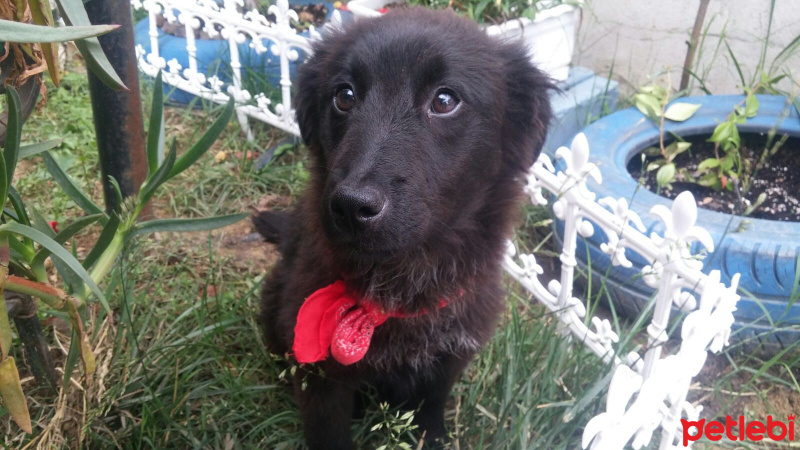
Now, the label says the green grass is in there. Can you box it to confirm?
[3,68,800,450]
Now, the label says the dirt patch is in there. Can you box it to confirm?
[383,2,409,11]
[154,194,291,274]
[13,158,37,180]
[693,353,800,445]
[628,134,800,222]
[218,218,280,271]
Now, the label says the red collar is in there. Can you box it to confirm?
[292,281,448,365]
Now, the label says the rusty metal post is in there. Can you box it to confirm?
[84,0,150,215]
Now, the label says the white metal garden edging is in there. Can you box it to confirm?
[131,0,338,139]
[504,133,740,449]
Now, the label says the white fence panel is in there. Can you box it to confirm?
[504,133,740,449]
[131,0,339,139]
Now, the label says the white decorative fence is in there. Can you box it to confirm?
[504,133,740,449]
[131,0,337,139]
[131,3,740,448]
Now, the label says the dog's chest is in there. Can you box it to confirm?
[363,311,483,370]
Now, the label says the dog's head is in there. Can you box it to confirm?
[295,8,553,257]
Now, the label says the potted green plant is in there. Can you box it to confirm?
[347,0,581,81]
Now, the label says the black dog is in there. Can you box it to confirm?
[254,8,552,449]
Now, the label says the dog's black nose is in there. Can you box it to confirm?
[330,186,387,230]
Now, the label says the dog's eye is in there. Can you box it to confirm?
[334,87,356,112]
[431,89,459,115]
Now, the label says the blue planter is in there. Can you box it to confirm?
[561,95,800,350]
[133,1,336,105]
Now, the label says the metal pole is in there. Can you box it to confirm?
[84,0,150,215]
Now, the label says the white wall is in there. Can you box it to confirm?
[574,0,800,96]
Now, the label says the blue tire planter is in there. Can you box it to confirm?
[558,95,800,351]
[133,0,336,105]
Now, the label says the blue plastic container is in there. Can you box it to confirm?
[560,95,800,350]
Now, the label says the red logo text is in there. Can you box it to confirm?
[681,415,795,446]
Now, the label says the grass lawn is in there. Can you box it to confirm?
[3,68,800,449]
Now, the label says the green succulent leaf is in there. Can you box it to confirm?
[19,139,63,160]
[82,213,120,270]
[107,176,124,214]
[7,188,31,228]
[30,214,104,269]
[0,150,7,214]
[29,206,82,291]
[61,329,80,391]
[147,71,166,176]
[41,152,106,220]
[54,0,127,90]
[167,98,235,180]
[0,19,118,43]
[130,213,248,238]
[2,86,22,206]
[0,223,111,313]
[138,140,177,207]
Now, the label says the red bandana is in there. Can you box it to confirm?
[292,281,447,365]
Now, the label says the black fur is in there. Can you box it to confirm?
[252,210,291,245]
[256,8,553,449]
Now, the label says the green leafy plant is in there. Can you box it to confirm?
[693,89,759,192]
[0,1,134,432]
[0,0,127,97]
[689,24,797,214]
[635,37,796,215]
[404,0,568,24]
[670,0,799,216]
[370,402,419,450]
[633,81,701,190]
[0,71,244,433]
[693,62,794,197]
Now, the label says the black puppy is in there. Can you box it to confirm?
[255,8,552,449]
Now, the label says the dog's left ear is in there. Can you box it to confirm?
[499,44,555,174]
[294,55,322,150]
[294,38,336,152]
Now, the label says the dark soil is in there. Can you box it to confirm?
[628,134,800,222]
[157,3,328,38]
[270,3,328,31]
[384,1,408,10]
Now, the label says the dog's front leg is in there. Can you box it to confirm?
[414,353,472,446]
[294,368,356,450]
